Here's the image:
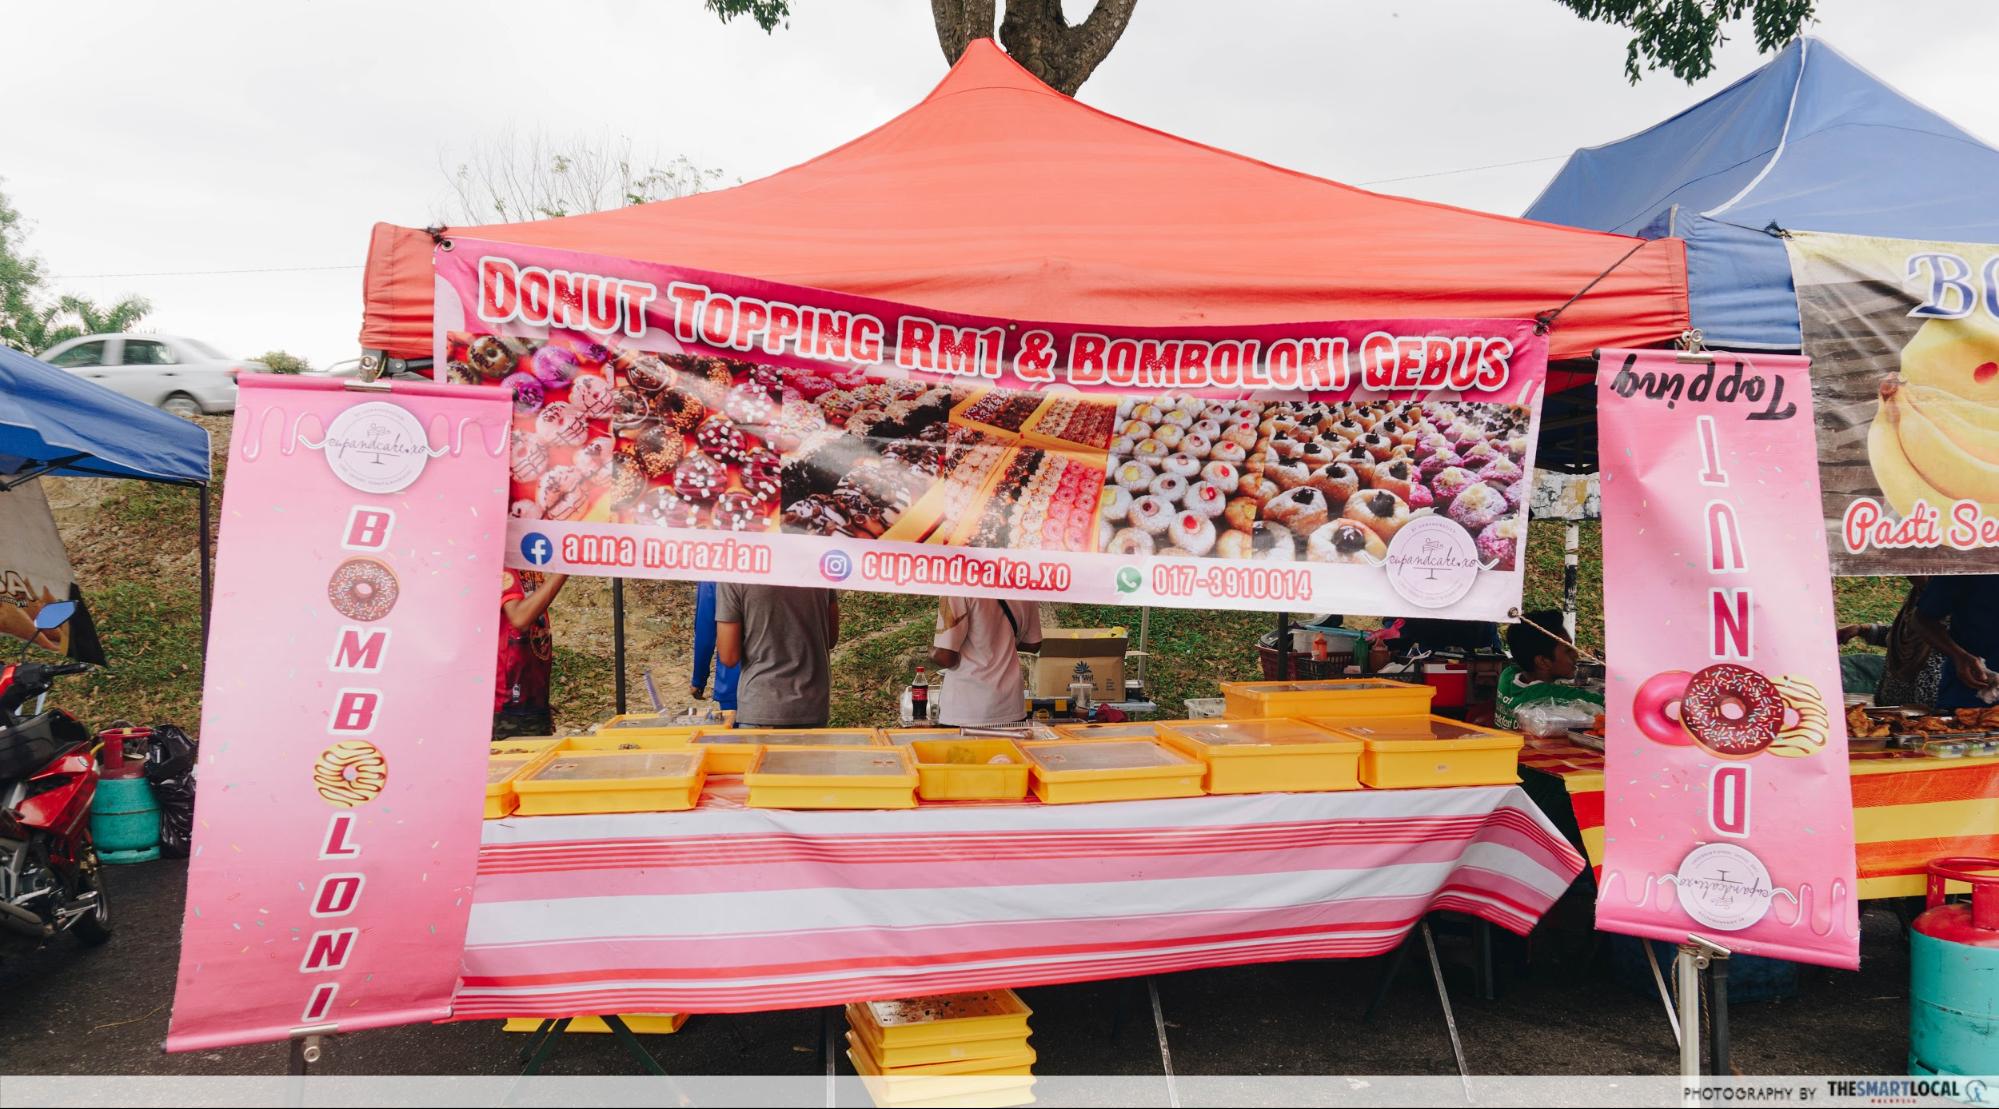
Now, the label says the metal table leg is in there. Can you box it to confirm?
[1148,977,1180,1109]
[1420,921,1474,1101]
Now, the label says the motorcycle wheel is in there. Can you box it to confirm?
[70,843,112,946]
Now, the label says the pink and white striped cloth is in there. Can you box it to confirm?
[454,784,1583,1017]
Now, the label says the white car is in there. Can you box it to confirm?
[40,333,261,416]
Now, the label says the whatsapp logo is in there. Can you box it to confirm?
[1115,567,1144,594]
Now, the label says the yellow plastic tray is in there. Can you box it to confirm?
[1154,717,1363,794]
[512,748,708,815]
[1221,678,1435,721]
[692,726,884,775]
[845,1011,1031,1068]
[566,730,697,752]
[598,712,710,737]
[884,728,971,746]
[1018,740,1204,805]
[745,745,918,810]
[910,739,1030,802]
[485,738,566,819]
[949,388,1048,443]
[847,1031,1035,1076]
[851,1060,1036,1109]
[1311,714,1524,789]
[849,991,1034,1048]
[1052,721,1162,742]
[501,1013,687,1034]
[933,442,1034,547]
[1020,393,1119,454]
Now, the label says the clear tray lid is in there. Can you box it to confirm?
[756,748,910,777]
[487,758,532,784]
[703,729,876,746]
[1065,722,1160,738]
[883,729,964,746]
[604,714,692,730]
[864,990,1030,1028]
[1245,679,1412,693]
[1023,740,1192,772]
[1333,716,1503,741]
[527,750,702,782]
[1172,718,1345,747]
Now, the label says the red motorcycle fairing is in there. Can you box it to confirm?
[15,746,97,845]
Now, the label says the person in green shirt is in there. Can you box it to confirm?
[1495,609,1604,731]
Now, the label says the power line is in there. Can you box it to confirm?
[1357,153,1572,186]
[46,264,363,279]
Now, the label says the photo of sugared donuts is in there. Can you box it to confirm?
[327,557,399,622]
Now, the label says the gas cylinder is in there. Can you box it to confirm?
[1908,857,1999,1085]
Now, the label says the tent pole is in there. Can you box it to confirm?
[1563,522,1580,639]
[198,484,213,652]
[1274,610,1290,680]
[612,577,628,715]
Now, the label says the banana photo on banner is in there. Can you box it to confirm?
[1787,230,1999,576]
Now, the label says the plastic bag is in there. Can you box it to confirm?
[144,724,197,781]
[1514,699,1599,738]
[144,724,197,859]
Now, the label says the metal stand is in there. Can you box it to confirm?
[1702,948,1731,1075]
[1274,611,1291,679]
[1673,937,1732,1083]
[612,577,628,715]
[286,1033,322,1075]
[198,484,213,651]
[1148,977,1180,1109]
[516,1015,670,1077]
[1421,921,1475,1100]
[1562,522,1580,639]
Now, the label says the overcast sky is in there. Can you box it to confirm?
[5,0,1995,366]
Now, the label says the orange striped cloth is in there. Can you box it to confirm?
[1519,735,1999,900]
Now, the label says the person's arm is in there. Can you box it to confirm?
[502,573,566,631]
[716,621,743,669]
[691,582,716,698]
[1912,606,1995,693]
[932,598,969,670]
[826,593,840,652]
[1836,622,1890,648]
[1016,601,1043,654]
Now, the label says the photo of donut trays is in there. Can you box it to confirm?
[779,377,1118,552]
[446,332,784,533]
[1101,395,1533,567]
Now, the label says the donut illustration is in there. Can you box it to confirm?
[327,558,399,622]
[1631,664,1828,760]
[314,740,387,808]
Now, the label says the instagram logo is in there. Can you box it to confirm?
[819,550,853,582]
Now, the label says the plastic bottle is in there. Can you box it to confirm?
[911,666,930,722]
[1311,632,1329,662]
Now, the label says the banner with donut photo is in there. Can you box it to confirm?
[1596,347,1859,970]
[433,239,1549,620]
[1786,229,1999,575]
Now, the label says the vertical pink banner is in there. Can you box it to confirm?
[167,376,511,1051]
[1596,349,1858,969]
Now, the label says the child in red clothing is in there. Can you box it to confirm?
[494,569,566,740]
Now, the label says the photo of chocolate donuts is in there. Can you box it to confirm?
[327,557,399,622]
[447,331,783,534]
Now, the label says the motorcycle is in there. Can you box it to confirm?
[0,601,111,946]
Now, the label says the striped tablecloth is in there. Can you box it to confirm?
[455,783,1584,1017]
[1520,735,1999,900]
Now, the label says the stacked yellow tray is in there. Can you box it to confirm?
[746,746,919,810]
[1155,717,1363,794]
[909,739,1030,802]
[846,990,1036,1108]
[1018,740,1204,805]
[1221,678,1435,721]
[567,731,696,752]
[1310,714,1525,788]
[692,726,885,774]
[512,748,708,815]
[485,738,565,819]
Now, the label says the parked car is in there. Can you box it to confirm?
[310,356,428,381]
[39,334,263,416]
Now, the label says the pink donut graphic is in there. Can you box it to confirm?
[1631,670,1696,747]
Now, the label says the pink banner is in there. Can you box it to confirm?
[432,239,1549,621]
[167,376,511,1051]
[1596,349,1858,969]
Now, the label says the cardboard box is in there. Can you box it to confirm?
[1032,628,1127,700]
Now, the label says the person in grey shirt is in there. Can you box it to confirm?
[715,583,840,727]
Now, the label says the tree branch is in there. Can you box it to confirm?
[931,0,997,64]
[996,0,1137,95]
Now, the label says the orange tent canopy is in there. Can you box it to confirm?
[360,39,1686,362]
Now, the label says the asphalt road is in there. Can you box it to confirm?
[0,856,1913,1079]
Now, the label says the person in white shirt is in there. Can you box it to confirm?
[931,597,1042,727]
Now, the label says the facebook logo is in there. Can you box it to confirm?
[519,532,554,566]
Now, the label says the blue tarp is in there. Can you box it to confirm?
[1525,37,1999,349]
[0,344,211,484]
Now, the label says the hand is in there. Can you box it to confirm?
[690,686,705,701]
[1836,624,1863,645]
[1953,652,1998,693]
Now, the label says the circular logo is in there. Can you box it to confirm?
[321,402,432,494]
[820,550,853,582]
[1382,515,1482,609]
[1115,567,1144,594]
[1673,842,1775,931]
[519,532,554,566]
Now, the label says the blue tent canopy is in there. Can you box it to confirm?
[0,344,211,485]
[1525,37,1999,349]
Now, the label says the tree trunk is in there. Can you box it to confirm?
[932,0,1137,96]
